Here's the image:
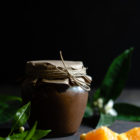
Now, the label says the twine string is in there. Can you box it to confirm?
[59,51,91,91]
[26,52,91,91]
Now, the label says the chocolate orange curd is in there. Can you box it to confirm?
[21,59,92,136]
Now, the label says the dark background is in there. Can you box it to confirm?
[0,0,140,89]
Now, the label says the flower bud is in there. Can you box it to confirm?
[97,98,103,108]
[19,126,25,133]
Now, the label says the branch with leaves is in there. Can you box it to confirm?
[0,98,51,140]
[84,48,140,128]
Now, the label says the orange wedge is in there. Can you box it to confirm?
[119,127,140,140]
[80,126,140,140]
[80,126,118,140]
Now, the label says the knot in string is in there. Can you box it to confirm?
[59,51,91,91]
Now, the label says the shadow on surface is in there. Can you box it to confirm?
[82,115,99,128]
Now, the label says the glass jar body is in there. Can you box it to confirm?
[21,81,88,136]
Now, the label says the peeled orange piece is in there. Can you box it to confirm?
[119,127,140,140]
[80,126,118,140]
[80,126,140,140]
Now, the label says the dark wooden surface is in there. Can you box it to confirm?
[44,121,140,140]
[0,86,140,140]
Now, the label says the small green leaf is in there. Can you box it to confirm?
[96,113,116,128]
[9,102,31,135]
[0,137,5,140]
[8,132,28,140]
[31,129,51,140]
[114,103,140,121]
[95,48,134,102]
[84,104,93,118]
[0,137,11,140]
[0,102,21,124]
[24,121,37,140]
[0,95,22,124]
[5,137,11,140]
[6,129,51,140]
[0,95,22,103]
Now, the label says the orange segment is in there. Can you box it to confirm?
[80,127,140,140]
[117,134,128,140]
[81,126,118,140]
[119,127,140,140]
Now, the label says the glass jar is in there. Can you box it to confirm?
[21,60,92,136]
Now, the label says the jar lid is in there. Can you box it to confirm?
[26,60,84,72]
[25,60,92,91]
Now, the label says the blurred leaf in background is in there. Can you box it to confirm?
[0,95,22,124]
[84,48,140,128]
[94,47,134,102]
[114,103,140,122]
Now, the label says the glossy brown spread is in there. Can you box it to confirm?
[21,83,88,135]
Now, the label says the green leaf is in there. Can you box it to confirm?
[95,48,134,102]
[0,102,21,124]
[0,95,22,124]
[0,137,5,140]
[5,137,11,140]
[96,113,116,128]
[31,129,51,140]
[0,95,22,103]
[9,102,31,135]
[0,137,11,140]
[24,121,37,140]
[84,104,93,118]
[6,129,51,140]
[114,103,140,121]
[8,132,28,140]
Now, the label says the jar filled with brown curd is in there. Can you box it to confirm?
[21,60,92,136]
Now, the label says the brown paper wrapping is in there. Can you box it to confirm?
[25,60,92,91]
